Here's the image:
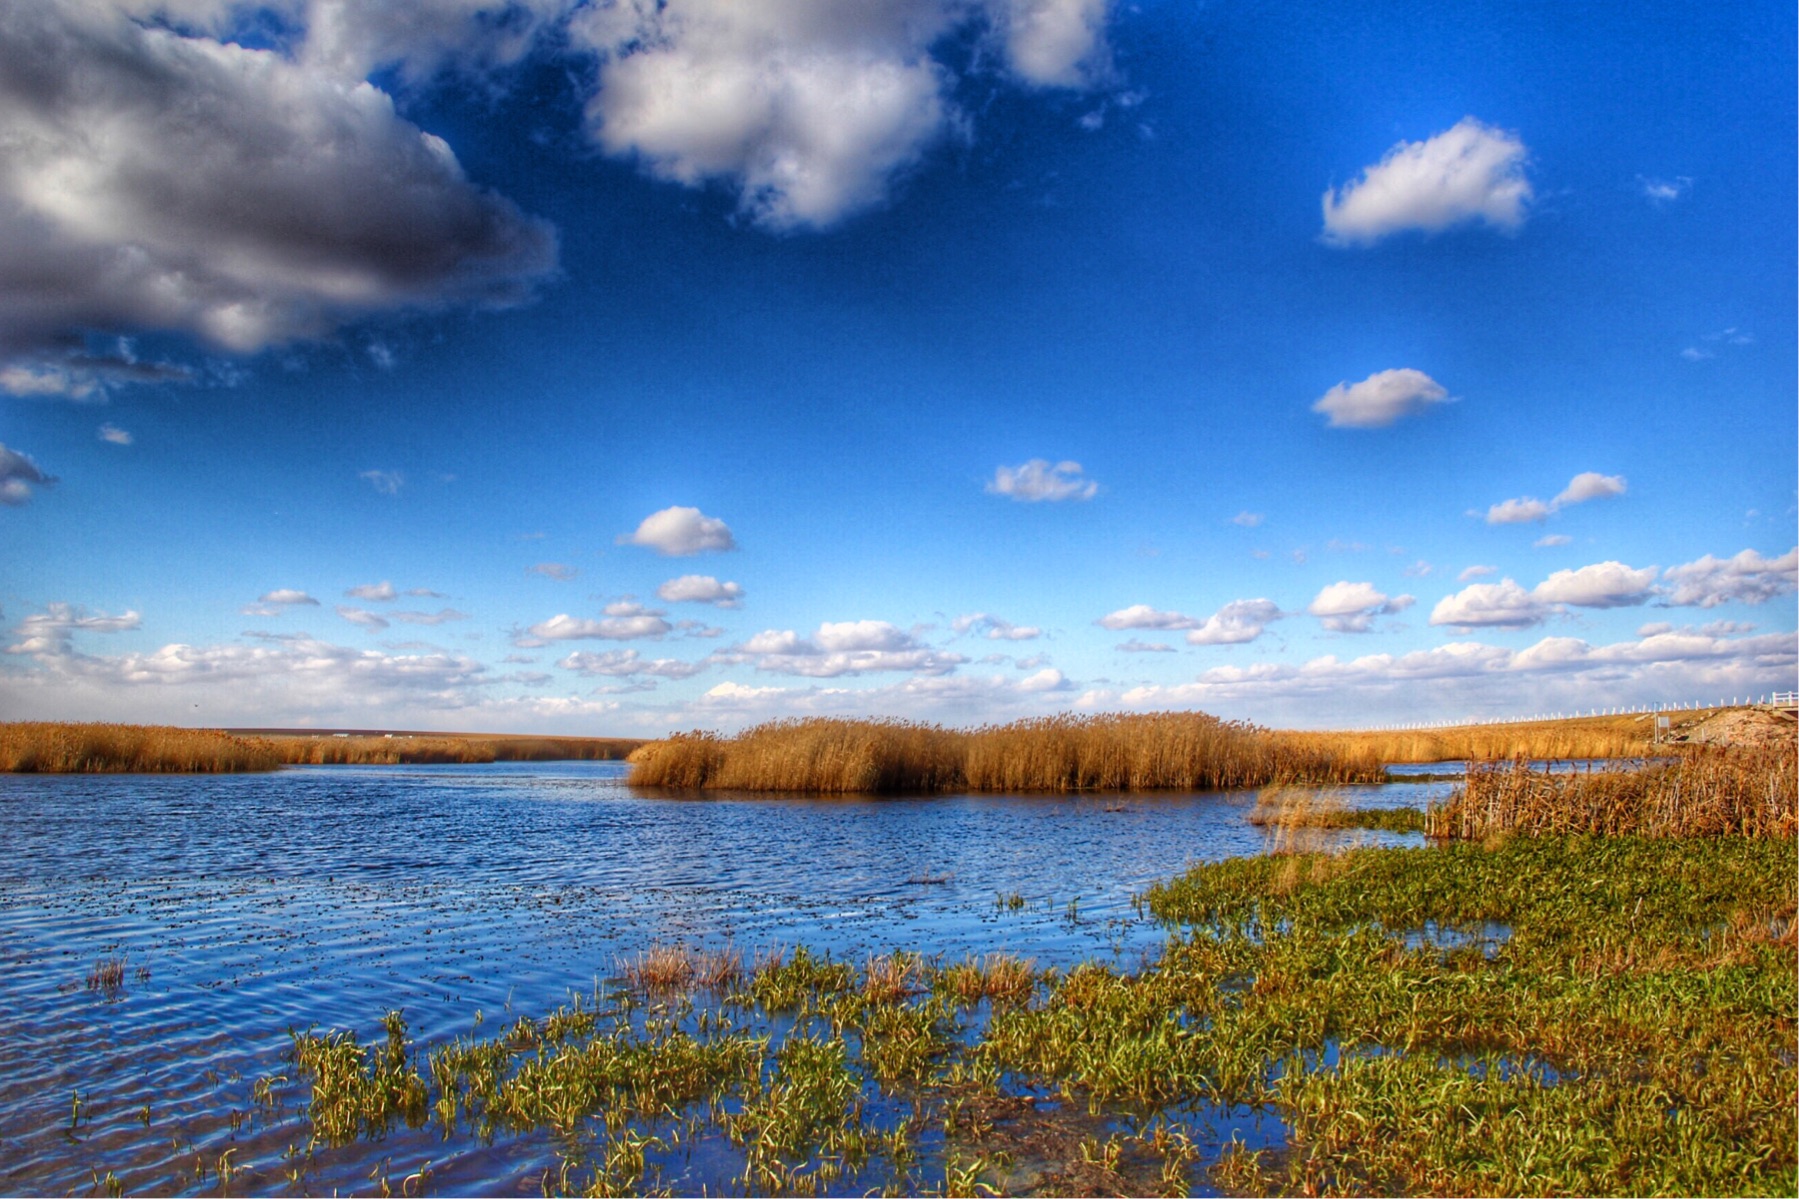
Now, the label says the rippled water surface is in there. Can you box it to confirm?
[0,763,1442,1195]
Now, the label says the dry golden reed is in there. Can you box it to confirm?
[1428,744,1797,840]
[628,712,1388,794]
[0,722,283,773]
[1289,711,1664,765]
[1,722,642,772]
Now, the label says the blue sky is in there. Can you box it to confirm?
[2,0,1794,734]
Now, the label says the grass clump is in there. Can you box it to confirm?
[1,723,282,773]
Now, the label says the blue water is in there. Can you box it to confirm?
[0,762,1444,1195]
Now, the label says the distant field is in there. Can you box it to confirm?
[0,723,644,773]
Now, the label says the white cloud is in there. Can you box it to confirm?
[346,581,398,602]
[1096,604,1198,631]
[1485,497,1552,525]
[390,608,471,626]
[336,605,389,630]
[1230,510,1264,527]
[1553,472,1627,506]
[568,1,1112,232]
[530,562,578,581]
[1534,534,1572,548]
[525,612,674,642]
[1321,117,1531,246]
[732,619,966,677]
[360,469,404,496]
[1639,175,1690,204]
[1428,579,1548,630]
[557,649,703,680]
[1312,368,1449,429]
[656,574,746,607]
[1532,561,1657,609]
[98,423,132,445]
[986,459,1098,502]
[0,443,55,505]
[1016,666,1071,692]
[1307,582,1413,633]
[256,589,318,607]
[620,506,737,556]
[953,613,1042,641]
[1661,548,1798,609]
[5,603,141,656]
[0,4,556,377]
[1184,598,1282,646]
[1458,565,1497,581]
[1115,639,1174,653]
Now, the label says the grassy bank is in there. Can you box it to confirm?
[260,754,1793,1194]
[0,722,643,773]
[627,713,1389,794]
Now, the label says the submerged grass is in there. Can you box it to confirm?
[268,767,1794,1196]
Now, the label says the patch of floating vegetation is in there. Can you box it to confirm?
[239,829,1797,1196]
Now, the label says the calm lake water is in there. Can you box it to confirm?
[0,762,1445,1196]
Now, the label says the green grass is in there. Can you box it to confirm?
[266,833,1794,1196]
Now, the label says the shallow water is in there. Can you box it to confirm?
[0,762,1445,1195]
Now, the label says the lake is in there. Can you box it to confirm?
[0,761,1445,1195]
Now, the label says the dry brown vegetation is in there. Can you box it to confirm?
[1428,743,1798,840]
[0,722,643,772]
[0,722,284,772]
[628,713,1388,794]
[1286,709,1676,765]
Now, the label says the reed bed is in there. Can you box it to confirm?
[1428,744,1797,841]
[1291,711,1666,765]
[0,722,642,772]
[628,712,1387,793]
[0,722,283,772]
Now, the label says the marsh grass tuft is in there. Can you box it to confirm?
[84,955,128,995]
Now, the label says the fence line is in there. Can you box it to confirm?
[1348,693,1794,733]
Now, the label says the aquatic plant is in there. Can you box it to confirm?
[1,723,283,773]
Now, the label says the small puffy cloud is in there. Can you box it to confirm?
[1485,497,1552,525]
[1321,117,1531,246]
[337,605,389,631]
[1640,176,1690,204]
[997,0,1113,88]
[1661,548,1798,608]
[557,649,703,680]
[1230,510,1264,528]
[656,575,745,607]
[530,562,578,581]
[1185,598,1283,646]
[390,608,470,626]
[98,423,132,445]
[620,506,737,556]
[987,459,1098,502]
[257,589,318,607]
[1016,667,1072,693]
[734,619,966,678]
[1532,562,1658,609]
[1096,604,1198,631]
[346,581,398,602]
[5,602,140,656]
[1680,346,1712,363]
[526,612,674,642]
[1307,582,1414,633]
[1458,565,1497,582]
[1553,472,1627,506]
[953,613,1042,641]
[1116,639,1174,653]
[0,443,55,505]
[1534,534,1572,548]
[360,469,404,496]
[1312,369,1449,429]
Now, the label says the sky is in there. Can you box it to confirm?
[1,0,1794,735]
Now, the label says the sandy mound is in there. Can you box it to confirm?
[1667,706,1798,748]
